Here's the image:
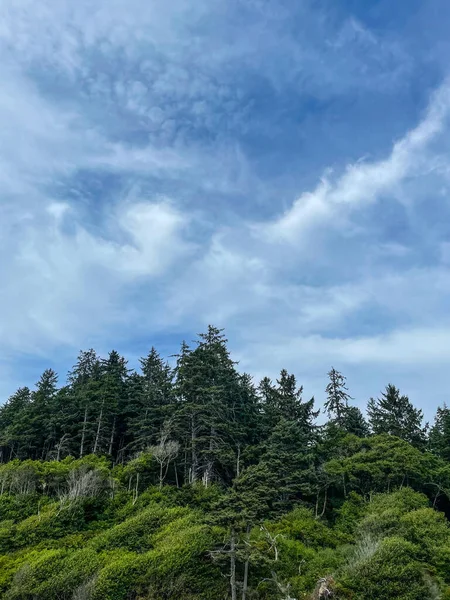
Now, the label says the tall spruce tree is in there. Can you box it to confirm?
[260,370,317,438]
[0,387,32,460]
[95,350,130,457]
[174,326,244,485]
[324,368,352,426]
[67,349,103,458]
[127,347,174,452]
[429,404,450,460]
[367,384,427,448]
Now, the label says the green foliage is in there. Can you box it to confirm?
[335,492,367,536]
[92,550,149,600]
[341,536,432,600]
[93,504,189,552]
[0,328,449,599]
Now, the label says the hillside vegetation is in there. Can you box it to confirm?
[1,326,450,599]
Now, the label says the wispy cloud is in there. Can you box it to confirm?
[1,0,450,416]
[261,79,450,242]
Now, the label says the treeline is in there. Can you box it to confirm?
[1,326,442,469]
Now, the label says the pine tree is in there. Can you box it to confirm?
[260,370,318,439]
[67,349,103,458]
[95,350,130,457]
[127,347,174,452]
[0,387,32,460]
[367,384,427,448]
[341,406,370,438]
[324,368,352,426]
[21,369,60,459]
[429,404,450,460]
[174,326,243,485]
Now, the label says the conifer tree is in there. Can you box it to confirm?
[429,404,450,460]
[0,387,32,460]
[67,349,103,458]
[324,367,352,426]
[367,384,427,448]
[174,326,244,485]
[96,350,129,456]
[127,347,174,451]
[27,369,59,459]
[341,405,370,438]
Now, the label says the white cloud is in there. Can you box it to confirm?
[0,199,190,353]
[261,79,450,242]
[1,0,450,421]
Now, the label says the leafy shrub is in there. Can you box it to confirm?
[275,507,339,549]
[11,503,87,549]
[91,550,150,600]
[341,536,434,600]
[335,492,367,536]
[358,488,429,539]
[92,505,189,552]
[3,549,66,600]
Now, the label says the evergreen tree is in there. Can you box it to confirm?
[429,404,450,460]
[324,367,352,426]
[127,347,174,451]
[67,349,103,458]
[260,369,318,438]
[367,384,427,448]
[95,350,130,457]
[341,405,370,438]
[174,326,244,485]
[27,369,59,459]
[0,387,32,460]
[238,417,316,517]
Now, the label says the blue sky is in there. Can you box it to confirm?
[1,0,450,419]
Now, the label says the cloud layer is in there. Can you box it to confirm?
[1,0,450,418]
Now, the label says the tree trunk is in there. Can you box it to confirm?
[108,416,116,456]
[159,461,164,489]
[133,473,140,505]
[80,406,88,458]
[230,528,237,600]
[93,400,104,455]
[319,487,328,518]
[242,524,250,600]
[191,414,198,483]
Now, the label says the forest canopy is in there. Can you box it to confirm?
[0,326,449,599]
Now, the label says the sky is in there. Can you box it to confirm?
[1,0,450,420]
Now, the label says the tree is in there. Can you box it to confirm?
[367,384,427,448]
[127,348,174,452]
[260,370,318,437]
[324,368,352,427]
[67,349,103,459]
[174,327,245,486]
[25,369,59,459]
[0,387,32,461]
[341,406,370,438]
[429,404,450,460]
[149,421,180,488]
[93,351,130,457]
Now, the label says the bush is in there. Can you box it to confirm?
[12,502,87,549]
[43,547,104,599]
[358,488,429,539]
[341,536,435,600]
[275,507,339,549]
[92,505,189,552]
[335,492,367,537]
[3,549,66,600]
[91,550,150,600]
